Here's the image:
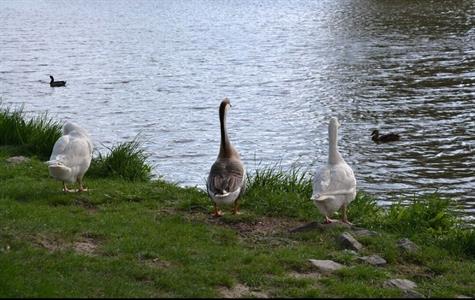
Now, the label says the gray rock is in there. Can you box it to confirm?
[6,156,30,165]
[337,232,363,251]
[352,228,379,237]
[403,289,425,298]
[289,221,352,233]
[309,259,345,273]
[384,278,417,290]
[358,255,387,266]
[398,238,419,253]
[342,249,358,256]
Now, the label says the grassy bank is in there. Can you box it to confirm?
[1,151,475,297]
[1,106,474,297]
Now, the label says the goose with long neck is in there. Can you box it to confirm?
[207,98,246,217]
[311,117,356,224]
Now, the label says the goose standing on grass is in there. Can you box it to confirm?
[49,75,66,87]
[311,117,356,224]
[46,122,93,192]
[207,98,246,217]
[371,129,400,143]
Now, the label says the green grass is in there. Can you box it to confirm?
[244,164,317,219]
[0,110,474,297]
[0,105,62,160]
[88,138,152,182]
[1,149,474,297]
[0,105,152,181]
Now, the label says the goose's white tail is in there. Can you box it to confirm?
[311,194,333,202]
[46,160,72,182]
[214,191,230,198]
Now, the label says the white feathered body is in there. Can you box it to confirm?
[47,123,93,183]
[311,160,356,217]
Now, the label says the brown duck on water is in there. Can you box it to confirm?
[371,129,400,143]
[206,98,246,217]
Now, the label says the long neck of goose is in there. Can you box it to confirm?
[328,124,343,164]
[219,107,232,157]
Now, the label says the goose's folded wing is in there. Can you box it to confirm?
[86,136,93,155]
[312,167,331,195]
[66,137,93,165]
[225,160,245,193]
[49,135,70,161]
[330,165,356,190]
[207,160,245,195]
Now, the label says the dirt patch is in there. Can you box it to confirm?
[73,197,98,213]
[34,234,66,252]
[288,271,322,280]
[218,283,268,298]
[185,212,307,246]
[219,216,305,247]
[394,263,434,280]
[144,257,173,269]
[6,156,30,165]
[209,216,305,237]
[73,237,98,256]
[33,233,100,256]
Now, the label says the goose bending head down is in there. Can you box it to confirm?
[206,98,246,217]
[46,122,93,192]
[311,117,356,224]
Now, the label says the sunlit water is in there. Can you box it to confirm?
[1,0,474,219]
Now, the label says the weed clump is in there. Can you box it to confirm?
[89,139,152,182]
[0,105,61,159]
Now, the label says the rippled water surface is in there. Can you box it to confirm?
[1,0,474,217]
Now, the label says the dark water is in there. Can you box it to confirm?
[1,0,474,219]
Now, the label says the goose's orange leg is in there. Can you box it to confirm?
[341,204,353,225]
[213,203,223,217]
[232,199,241,215]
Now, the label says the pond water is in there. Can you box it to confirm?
[1,0,474,218]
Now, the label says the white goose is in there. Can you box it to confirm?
[311,117,356,224]
[46,122,93,192]
[206,98,246,217]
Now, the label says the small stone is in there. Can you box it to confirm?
[309,259,345,273]
[6,156,30,165]
[384,279,417,290]
[337,232,363,251]
[403,289,425,298]
[342,249,358,256]
[398,238,419,253]
[358,255,387,266]
[352,228,379,237]
[289,221,351,233]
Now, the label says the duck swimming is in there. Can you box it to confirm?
[49,75,66,87]
[371,130,400,143]
[206,98,246,217]
[311,117,357,224]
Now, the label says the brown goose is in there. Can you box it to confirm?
[206,98,246,217]
[371,129,400,143]
[49,75,66,87]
